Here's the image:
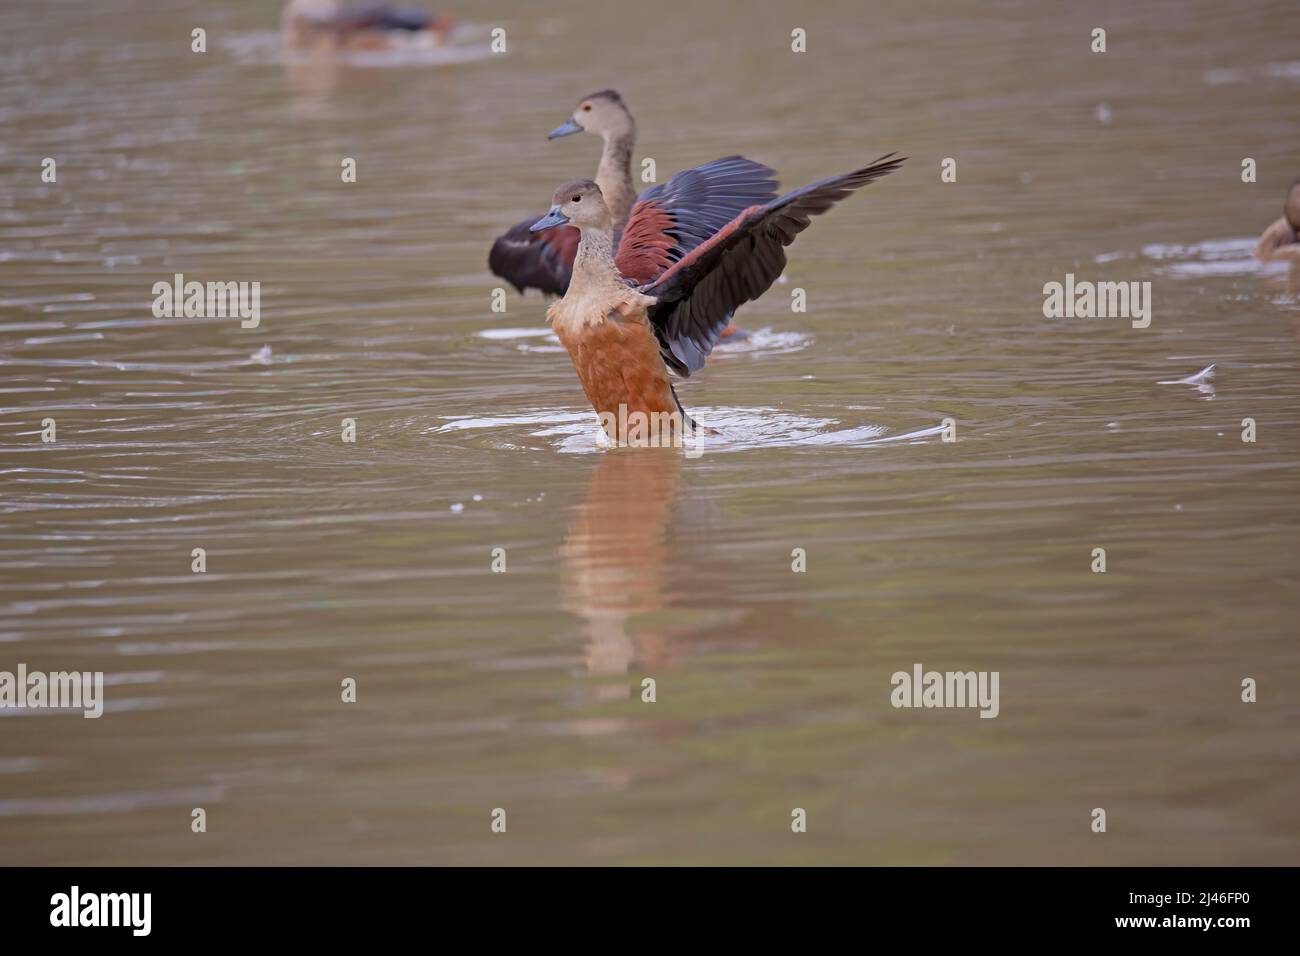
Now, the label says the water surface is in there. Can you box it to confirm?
[1,0,1298,864]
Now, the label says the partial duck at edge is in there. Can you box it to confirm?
[1255,179,1300,262]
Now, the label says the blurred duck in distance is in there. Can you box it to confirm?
[282,0,453,52]
[1254,179,1300,262]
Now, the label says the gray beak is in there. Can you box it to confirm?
[530,206,570,232]
[547,119,583,140]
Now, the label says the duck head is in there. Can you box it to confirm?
[530,180,612,232]
[548,90,634,141]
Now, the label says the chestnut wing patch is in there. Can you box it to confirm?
[615,156,779,287]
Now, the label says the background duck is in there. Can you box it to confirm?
[489,91,639,297]
[282,0,453,53]
[1254,179,1300,262]
[529,154,904,443]
[489,90,762,341]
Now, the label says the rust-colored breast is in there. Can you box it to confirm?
[554,312,678,431]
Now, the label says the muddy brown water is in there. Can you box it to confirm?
[1,0,1297,864]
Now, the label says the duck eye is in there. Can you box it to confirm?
[572,195,581,202]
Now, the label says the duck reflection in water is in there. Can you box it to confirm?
[560,448,685,702]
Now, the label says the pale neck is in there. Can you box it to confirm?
[595,126,636,225]
[571,225,617,287]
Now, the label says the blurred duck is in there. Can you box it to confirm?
[282,0,453,52]
[1255,180,1300,262]
[529,154,904,443]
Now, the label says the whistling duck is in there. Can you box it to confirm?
[490,91,639,297]
[282,0,453,52]
[1255,180,1300,262]
[529,154,905,444]
[489,90,760,341]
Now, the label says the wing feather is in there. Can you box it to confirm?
[488,217,579,296]
[615,156,778,286]
[641,153,905,375]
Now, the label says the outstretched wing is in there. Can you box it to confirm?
[615,156,779,287]
[488,216,580,296]
[641,153,905,375]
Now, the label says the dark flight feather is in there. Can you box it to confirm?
[488,218,580,296]
[640,153,905,375]
[337,3,432,32]
[615,155,778,287]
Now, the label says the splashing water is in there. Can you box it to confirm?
[436,406,947,454]
[478,325,813,359]
[1137,238,1291,278]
